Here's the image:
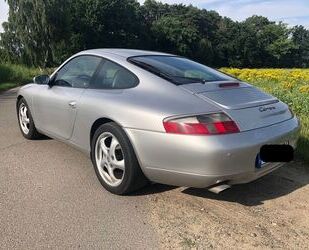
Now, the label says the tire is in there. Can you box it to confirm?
[91,122,148,195]
[17,97,42,139]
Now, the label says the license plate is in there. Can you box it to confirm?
[260,144,294,163]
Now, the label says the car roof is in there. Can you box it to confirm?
[79,48,173,59]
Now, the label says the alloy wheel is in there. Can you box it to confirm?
[95,132,125,187]
[19,103,30,134]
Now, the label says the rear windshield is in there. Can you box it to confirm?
[128,55,235,85]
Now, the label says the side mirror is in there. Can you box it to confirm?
[33,75,50,85]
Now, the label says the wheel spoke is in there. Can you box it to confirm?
[97,147,103,165]
[106,165,117,182]
[20,107,24,117]
[109,136,118,157]
[19,104,30,134]
[100,140,109,157]
[102,169,113,183]
[111,159,124,170]
[22,107,27,117]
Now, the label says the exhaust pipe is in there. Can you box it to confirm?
[208,184,231,194]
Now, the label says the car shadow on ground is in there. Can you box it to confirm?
[131,162,309,206]
[35,135,52,140]
[182,164,309,206]
[130,183,177,196]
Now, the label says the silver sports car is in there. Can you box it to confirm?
[16,49,300,194]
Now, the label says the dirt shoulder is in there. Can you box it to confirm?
[147,161,309,249]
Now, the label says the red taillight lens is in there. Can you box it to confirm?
[163,113,239,135]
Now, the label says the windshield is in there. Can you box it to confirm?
[128,55,235,85]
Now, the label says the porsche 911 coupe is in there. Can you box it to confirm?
[16,49,300,194]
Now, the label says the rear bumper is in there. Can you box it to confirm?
[125,117,300,188]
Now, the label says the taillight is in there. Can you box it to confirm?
[163,113,240,135]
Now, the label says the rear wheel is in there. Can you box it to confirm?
[17,98,42,139]
[91,122,148,194]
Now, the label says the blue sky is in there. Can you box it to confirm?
[0,0,8,32]
[1,0,309,32]
[139,0,309,28]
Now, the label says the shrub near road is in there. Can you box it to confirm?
[221,68,309,163]
[0,64,52,91]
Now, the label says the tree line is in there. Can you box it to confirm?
[1,0,309,68]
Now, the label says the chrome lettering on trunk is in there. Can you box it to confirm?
[259,106,276,112]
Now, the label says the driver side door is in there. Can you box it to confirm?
[33,55,102,140]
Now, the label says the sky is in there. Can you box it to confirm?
[1,0,309,32]
[0,0,8,32]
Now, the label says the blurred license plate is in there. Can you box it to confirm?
[260,144,294,163]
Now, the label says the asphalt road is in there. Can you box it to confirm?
[0,89,158,249]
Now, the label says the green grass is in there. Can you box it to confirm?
[0,63,53,91]
[297,116,309,163]
[0,82,19,92]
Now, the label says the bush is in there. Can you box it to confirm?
[0,63,53,84]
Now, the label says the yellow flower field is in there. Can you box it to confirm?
[220,68,309,163]
[221,68,309,93]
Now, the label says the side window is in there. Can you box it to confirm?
[92,60,138,89]
[53,56,101,88]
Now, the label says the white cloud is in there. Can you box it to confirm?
[139,0,309,28]
[212,0,309,21]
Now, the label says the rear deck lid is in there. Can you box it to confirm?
[198,87,277,110]
[181,82,293,131]
[181,81,277,110]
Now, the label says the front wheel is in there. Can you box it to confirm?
[17,98,42,139]
[91,122,148,195]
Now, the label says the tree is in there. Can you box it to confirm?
[291,25,309,67]
[1,0,309,68]
[69,0,144,49]
[0,0,71,67]
[151,14,199,55]
[0,21,26,64]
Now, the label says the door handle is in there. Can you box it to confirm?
[68,101,77,108]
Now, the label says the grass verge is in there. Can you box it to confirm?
[0,63,53,92]
[0,82,19,92]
